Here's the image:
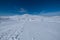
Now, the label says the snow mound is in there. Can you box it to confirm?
[0,14,60,40]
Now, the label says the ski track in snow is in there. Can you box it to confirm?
[0,14,60,40]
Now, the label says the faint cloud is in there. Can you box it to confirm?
[40,11,60,16]
[19,8,27,13]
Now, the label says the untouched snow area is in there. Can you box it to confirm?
[0,14,60,40]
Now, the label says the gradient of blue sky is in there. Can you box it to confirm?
[0,0,60,15]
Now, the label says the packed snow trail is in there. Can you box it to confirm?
[8,16,28,40]
[0,14,60,40]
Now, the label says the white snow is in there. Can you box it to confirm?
[0,14,60,40]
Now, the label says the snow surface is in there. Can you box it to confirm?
[0,14,60,40]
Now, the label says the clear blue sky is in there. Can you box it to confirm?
[0,0,60,15]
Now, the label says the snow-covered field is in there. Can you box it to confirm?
[0,14,60,40]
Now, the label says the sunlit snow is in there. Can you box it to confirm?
[0,14,60,40]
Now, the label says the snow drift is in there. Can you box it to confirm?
[0,14,60,40]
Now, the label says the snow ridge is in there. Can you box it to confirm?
[0,14,60,40]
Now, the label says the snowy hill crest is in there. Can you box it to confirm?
[0,14,60,40]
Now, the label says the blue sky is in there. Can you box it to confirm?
[0,0,60,16]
